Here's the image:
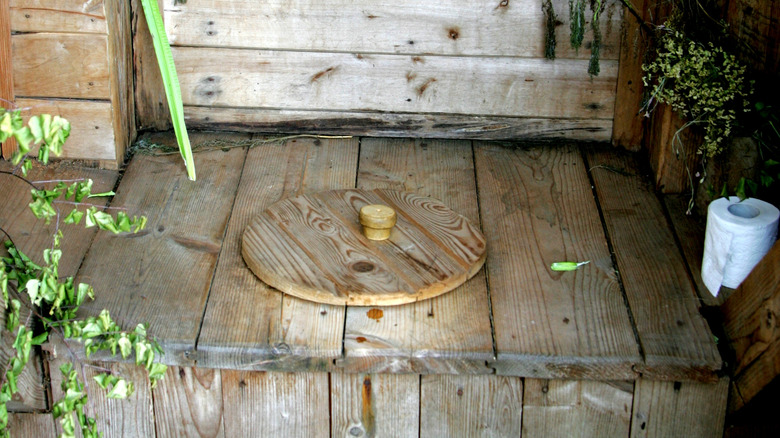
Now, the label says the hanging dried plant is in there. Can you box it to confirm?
[543,0,558,59]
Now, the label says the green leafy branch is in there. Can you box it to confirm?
[1,112,164,438]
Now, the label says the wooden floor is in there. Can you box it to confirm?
[3,133,729,437]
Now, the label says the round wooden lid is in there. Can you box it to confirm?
[241,189,487,306]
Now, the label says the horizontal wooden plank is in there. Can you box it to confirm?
[174,47,618,119]
[586,149,722,381]
[184,107,614,141]
[15,98,116,161]
[10,0,107,34]
[163,0,623,59]
[12,32,110,99]
[475,143,640,380]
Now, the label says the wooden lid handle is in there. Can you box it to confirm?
[359,205,396,240]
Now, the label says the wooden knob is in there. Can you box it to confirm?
[359,204,397,240]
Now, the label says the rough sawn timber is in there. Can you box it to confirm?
[475,143,640,380]
[722,241,780,412]
[162,0,623,60]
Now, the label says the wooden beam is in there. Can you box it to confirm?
[1,0,17,159]
[105,0,136,167]
[722,241,780,412]
[611,0,649,151]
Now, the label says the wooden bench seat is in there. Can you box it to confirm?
[4,134,728,436]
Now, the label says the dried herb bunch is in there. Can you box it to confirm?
[642,11,753,157]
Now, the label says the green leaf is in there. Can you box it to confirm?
[736,177,747,201]
[106,378,132,399]
[550,261,590,271]
[88,191,116,198]
[31,331,48,346]
[64,208,85,225]
[140,0,196,181]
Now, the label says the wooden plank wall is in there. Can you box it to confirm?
[130,0,624,141]
[5,0,133,167]
[14,362,728,438]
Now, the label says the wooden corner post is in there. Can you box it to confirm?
[1,0,18,159]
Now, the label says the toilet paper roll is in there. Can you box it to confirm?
[701,197,779,297]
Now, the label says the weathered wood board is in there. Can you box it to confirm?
[152,366,226,437]
[9,0,107,34]
[242,189,486,306]
[75,138,247,365]
[0,160,118,411]
[12,32,110,100]
[196,136,358,371]
[162,0,623,60]
[722,241,780,412]
[49,359,155,438]
[630,378,728,438]
[586,149,721,381]
[1,0,14,159]
[174,47,617,120]
[13,98,117,163]
[340,138,494,374]
[522,379,632,437]
[475,143,640,380]
[183,107,614,142]
[331,373,419,437]
[420,374,523,437]
[221,370,330,437]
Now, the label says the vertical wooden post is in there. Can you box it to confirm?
[131,0,171,131]
[611,0,650,151]
[105,0,137,167]
[0,0,18,159]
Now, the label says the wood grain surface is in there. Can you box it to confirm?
[586,149,722,381]
[340,138,494,374]
[0,160,117,411]
[522,379,632,437]
[196,137,358,371]
[330,373,419,438]
[152,366,226,437]
[12,33,110,100]
[221,370,329,437]
[162,0,622,60]
[183,106,614,142]
[722,241,780,412]
[13,98,117,162]
[76,137,247,365]
[173,47,618,120]
[1,0,15,158]
[630,378,728,438]
[475,143,640,380]
[9,0,107,34]
[243,188,486,306]
[50,359,155,438]
[420,374,523,437]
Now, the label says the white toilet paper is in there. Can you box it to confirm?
[701,196,779,297]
